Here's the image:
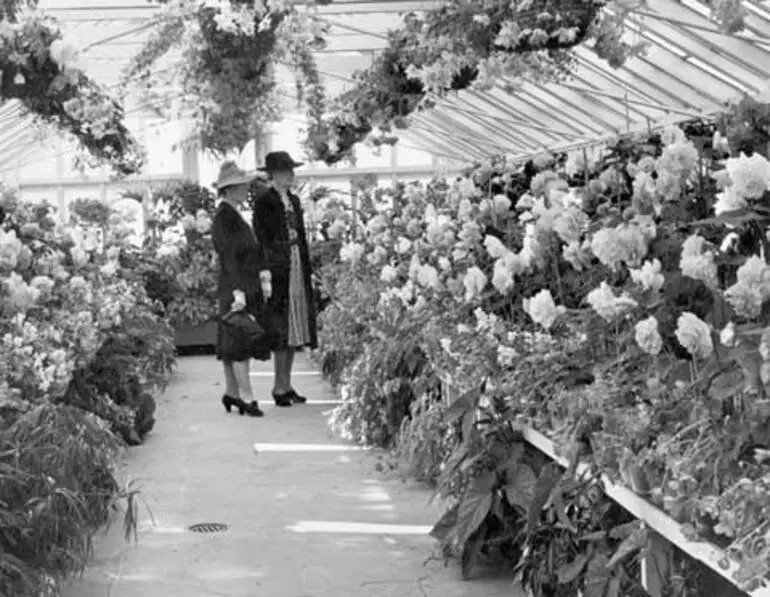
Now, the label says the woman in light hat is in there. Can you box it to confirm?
[211,161,272,417]
[251,151,317,407]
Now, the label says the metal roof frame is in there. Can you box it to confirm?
[408,0,770,163]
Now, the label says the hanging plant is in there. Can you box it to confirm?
[303,0,610,166]
[0,12,145,175]
[305,0,747,166]
[123,0,327,156]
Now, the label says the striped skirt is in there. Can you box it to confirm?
[286,244,312,348]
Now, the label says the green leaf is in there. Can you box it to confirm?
[444,387,481,421]
[429,504,459,542]
[606,525,647,568]
[461,530,486,580]
[454,470,495,546]
[527,463,562,536]
[504,463,537,510]
[709,370,745,402]
[461,410,477,443]
[583,552,611,597]
[552,487,578,533]
[556,549,592,584]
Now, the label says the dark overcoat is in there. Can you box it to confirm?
[250,185,318,350]
[211,201,271,361]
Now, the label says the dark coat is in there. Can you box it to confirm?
[250,185,318,350]
[211,201,271,361]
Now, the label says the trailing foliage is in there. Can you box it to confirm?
[122,0,327,155]
[0,8,144,174]
[305,0,748,165]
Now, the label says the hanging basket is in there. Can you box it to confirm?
[500,0,605,54]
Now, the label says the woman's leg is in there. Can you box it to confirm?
[223,361,238,397]
[232,360,254,402]
[273,350,293,394]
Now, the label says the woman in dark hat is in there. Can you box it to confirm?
[211,161,272,417]
[251,151,317,407]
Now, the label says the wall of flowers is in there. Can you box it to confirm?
[0,188,177,596]
[313,93,770,595]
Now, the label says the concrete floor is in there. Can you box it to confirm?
[61,354,521,597]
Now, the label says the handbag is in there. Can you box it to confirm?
[219,310,266,362]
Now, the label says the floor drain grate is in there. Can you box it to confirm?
[188,522,229,534]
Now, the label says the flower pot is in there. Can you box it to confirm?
[174,320,217,348]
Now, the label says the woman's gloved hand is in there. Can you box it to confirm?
[231,289,247,311]
[259,270,272,301]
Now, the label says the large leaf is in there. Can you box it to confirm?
[444,387,481,420]
[504,463,537,511]
[461,528,486,580]
[709,370,745,402]
[583,552,611,597]
[527,463,563,536]
[429,504,459,542]
[552,487,577,533]
[454,470,496,546]
[606,525,647,568]
[556,549,592,584]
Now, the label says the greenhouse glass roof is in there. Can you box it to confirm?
[408,0,770,162]
[1,0,770,171]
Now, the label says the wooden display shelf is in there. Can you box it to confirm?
[438,376,762,597]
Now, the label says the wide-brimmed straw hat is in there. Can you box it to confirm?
[257,151,304,172]
[213,161,257,190]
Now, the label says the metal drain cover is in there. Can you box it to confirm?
[188,522,228,534]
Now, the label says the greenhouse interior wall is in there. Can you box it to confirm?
[4,109,461,221]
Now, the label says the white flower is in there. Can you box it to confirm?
[327,219,347,239]
[395,237,412,254]
[720,322,737,347]
[492,258,514,294]
[463,266,487,301]
[675,312,713,360]
[484,235,509,259]
[99,260,118,277]
[586,282,638,322]
[523,289,565,331]
[493,194,511,213]
[629,259,664,293]
[416,264,440,289]
[723,153,770,199]
[380,264,398,283]
[339,242,364,263]
[635,316,663,356]
[714,185,748,216]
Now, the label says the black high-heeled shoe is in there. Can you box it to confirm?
[221,395,239,413]
[288,390,307,404]
[272,392,293,407]
[238,400,264,417]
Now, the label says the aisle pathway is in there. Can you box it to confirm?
[62,354,520,597]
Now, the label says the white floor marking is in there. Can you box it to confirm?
[253,443,370,453]
[285,521,432,535]
[358,504,396,512]
[249,371,320,377]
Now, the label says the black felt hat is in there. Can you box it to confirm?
[258,151,304,172]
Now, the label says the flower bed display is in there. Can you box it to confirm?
[0,189,175,596]
[132,181,219,333]
[314,93,770,595]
